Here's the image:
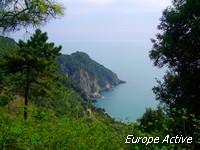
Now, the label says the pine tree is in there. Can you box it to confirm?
[0,0,64,32]
[2,29,61,119]
[150,0,200,116]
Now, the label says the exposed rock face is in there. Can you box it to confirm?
[79,69,101,99]
[57,51,125,100]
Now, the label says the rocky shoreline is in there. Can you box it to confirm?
[91,80,126,102]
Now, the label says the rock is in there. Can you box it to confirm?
[57,51,126,100]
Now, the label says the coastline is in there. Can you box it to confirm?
[91,80,126,102]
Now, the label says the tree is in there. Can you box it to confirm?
[0,36,19,106]
[150,0,200,116]
[150,1,200,147]
[138,107,166,133]
[2,29,61,119]
[0,0,64,32]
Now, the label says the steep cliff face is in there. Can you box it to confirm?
[57,51,125,99]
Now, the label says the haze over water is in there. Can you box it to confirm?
[62,41,165,122]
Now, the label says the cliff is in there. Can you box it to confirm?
[0,36,125,100]
[57,51,125,100]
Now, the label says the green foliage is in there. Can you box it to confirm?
[150,0,200,116]
[1,29,62,119]
[43,85,87,117]
[139,107,200,149]
[165,108,200,149]
[0,36,19,106]
[0,34,196,149]
[0,89,14,106]
[0,0,64,32]
[57,52,122,88]
[149,0,200,148]
[0,107,183,150]
[0,2,198,147]
[138,107,166,133]
[152,72,181,109]
[0,36,18,57]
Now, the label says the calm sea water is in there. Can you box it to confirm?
[62,41,165,122]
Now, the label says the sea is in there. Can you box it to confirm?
[62,41,165,122]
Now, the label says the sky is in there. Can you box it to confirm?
[12,0,171,45]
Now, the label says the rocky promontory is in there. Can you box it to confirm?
[57,51,125,100]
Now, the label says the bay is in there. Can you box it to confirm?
[62,41,165,122]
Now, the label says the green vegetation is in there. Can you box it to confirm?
[58,52,122,87]
[0,36,18,58]
[57,52,124,99]
[150,0,200,116]
[0,0,64,32]
[0,34,164,150]
[0,0,199,149]
[0,29,198,150]
[0,107,177,150]
[149,0,200,148]
[1,29,62,120]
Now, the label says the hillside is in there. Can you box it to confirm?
[0,35,87,115]
[0,35,162,150]
[0,33,197,150]
[0,36,18,57]
[0,36,125,100]
[57,52,125,99]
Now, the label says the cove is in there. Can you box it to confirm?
[64,41,165,122]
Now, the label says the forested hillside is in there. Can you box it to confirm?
[0,36,18,57]
[58,52,125,99]
[0,0,200,149]
[0,36,125,100]
[0,32,172,150]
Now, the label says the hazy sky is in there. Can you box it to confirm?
[13,0,171,44]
